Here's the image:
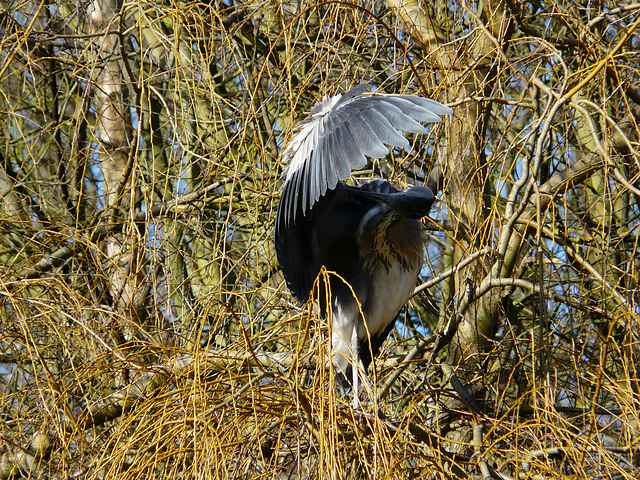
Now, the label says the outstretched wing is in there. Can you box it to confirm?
[278,84,453,230]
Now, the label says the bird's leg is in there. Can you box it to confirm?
[358,362,375,408]
[350,325,360,410]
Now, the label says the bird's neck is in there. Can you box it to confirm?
[357,206,423,274]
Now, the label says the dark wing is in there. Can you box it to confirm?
[275,183,364,303]
[274,177,323,303]
[278,84,453,229]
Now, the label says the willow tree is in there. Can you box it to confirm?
[0,1,638,479]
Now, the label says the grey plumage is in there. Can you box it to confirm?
[275,84,452,407]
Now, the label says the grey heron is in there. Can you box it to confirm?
[275,84,452,407]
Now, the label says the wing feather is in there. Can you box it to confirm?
[361,107,410,147]
[341,122,368,171]
[351,114,389,158]
[373,100,426,134]
[316,139,329,205]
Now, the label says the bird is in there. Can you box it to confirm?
[275,84,452,408]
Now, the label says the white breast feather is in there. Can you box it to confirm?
[360,261,419,340]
